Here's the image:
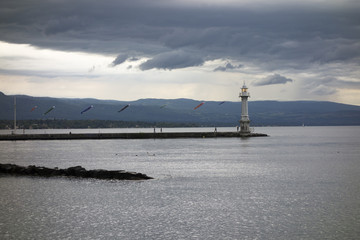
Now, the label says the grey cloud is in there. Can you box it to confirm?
[110,55,129,67]
[139,50,204,70]
[44,16,87,35]
[214,62,243,72]
[312,40,360,63]
[213,66,227,72]
[309,77,360,89]
[128,57,139,62]
[302,76,360,97]
[0,68,99,78]
[309,85,338,96]
[0,0,359,73]
[253,74,293,86]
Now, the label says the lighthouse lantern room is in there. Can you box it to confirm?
[239,83,250,133]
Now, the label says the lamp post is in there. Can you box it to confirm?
[13,96,16,134]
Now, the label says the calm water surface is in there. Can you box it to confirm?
[0,126,359,239]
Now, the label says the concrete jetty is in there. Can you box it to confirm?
[0,131,267,141]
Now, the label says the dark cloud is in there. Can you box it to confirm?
[299,76,360,97]
[139,50,204,70]
[306,77,360,89]
[128,57,139,62]
[0,0,359,72]
[214,62,243,72]
[110,55,129,67]
[309,85,338,96]
[253,74,293,86]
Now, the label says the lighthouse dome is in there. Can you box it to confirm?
[241,82,248,93]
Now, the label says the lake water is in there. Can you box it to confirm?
[0,126,359,239]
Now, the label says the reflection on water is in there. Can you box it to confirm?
[0,126,359,239]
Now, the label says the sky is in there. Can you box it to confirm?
[0,0,360,105]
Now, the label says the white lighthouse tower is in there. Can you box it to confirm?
[239,83,250,133]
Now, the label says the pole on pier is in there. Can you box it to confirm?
[14,96,16,133]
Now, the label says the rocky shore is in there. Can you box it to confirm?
[0,163,153,180]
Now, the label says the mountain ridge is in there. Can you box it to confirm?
[1,92,359,126]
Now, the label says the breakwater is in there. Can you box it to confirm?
[0,163,152,180]
[0,131,267,141]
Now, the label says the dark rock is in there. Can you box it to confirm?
[0,163,153,180]
[65,166,87,177]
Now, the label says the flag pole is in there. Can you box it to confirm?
[14,96,16,133]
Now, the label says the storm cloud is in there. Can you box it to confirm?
[139,50,204,70]
[110,55,129,67]
[1,0,359,69]
[309,85,338,96]
[253,74,293,86]
[214,63,243,72]
[0,0,359,103]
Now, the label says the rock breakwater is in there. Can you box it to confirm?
[0,132,268,141]
[0,163,153,180]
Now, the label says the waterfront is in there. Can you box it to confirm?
[0,126,359,239]
[0,127,239,135]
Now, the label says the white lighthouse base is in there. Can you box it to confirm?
[240,120,250,133]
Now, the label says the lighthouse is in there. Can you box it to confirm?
[239,83,250,133]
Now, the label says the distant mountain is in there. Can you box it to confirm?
[0,91,359,126]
